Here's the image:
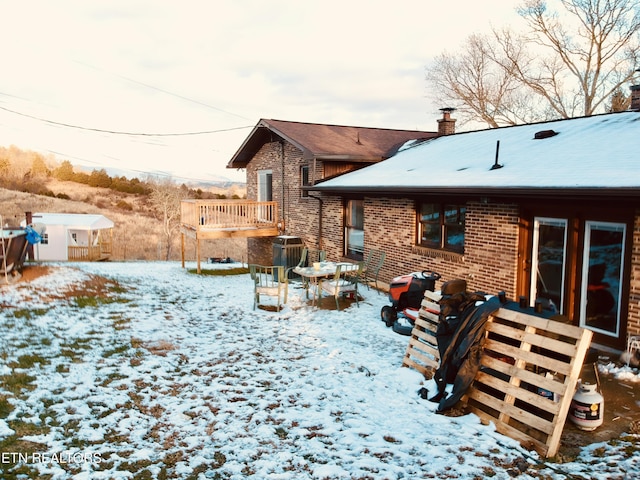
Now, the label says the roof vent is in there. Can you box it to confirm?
[534,129,558,139]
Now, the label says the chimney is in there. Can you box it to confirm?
[437,107,456,136]
[631,84,640,111]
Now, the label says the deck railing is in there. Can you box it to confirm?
[68,245,103,261]
[181,200,279,232]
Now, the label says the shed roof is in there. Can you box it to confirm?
[30,213,114,230]
[227,119,437,168]
[313,111,640,199]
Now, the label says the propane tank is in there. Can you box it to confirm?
[569,382,604,431]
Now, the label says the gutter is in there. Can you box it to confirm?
[310,185,640,201]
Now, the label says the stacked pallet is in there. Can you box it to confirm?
[401,288,593,458]
[462,307,593,458]
[402,290,442,377]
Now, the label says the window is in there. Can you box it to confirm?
[530,217,568,313]
[41,233,49,245]
[257,170,273,202]
[345,199,364,258]
[580,221,625,337]
[417,203,465,253]
[300,165,310,198]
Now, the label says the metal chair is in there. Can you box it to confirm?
[285,247,326,280]
[320,262,363,310]
[362,249,385,291]
[250,264,288,311]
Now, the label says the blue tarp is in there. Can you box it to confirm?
[25,225,42,245]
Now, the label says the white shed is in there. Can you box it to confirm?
[24,213,114,261]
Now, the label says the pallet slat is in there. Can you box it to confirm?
[402,291,442,377]
[402,295,592,459]
[462,307,592,458]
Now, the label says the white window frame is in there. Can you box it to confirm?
[530,217,568,313]
[579,220,626,337]
[257,170,272,202]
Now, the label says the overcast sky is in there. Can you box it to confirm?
[0,1,522,183]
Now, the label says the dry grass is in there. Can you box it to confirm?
[0,180,247,262]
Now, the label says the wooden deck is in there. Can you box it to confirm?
[67,230,112,262]
[180,199,280,272]
[180,200,279,240]
[68,245,111,262]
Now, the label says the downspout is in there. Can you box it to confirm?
[308,194,323,250]
[308,155,323,249]
[280,140,286,233]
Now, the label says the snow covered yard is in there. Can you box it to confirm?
[0,261,638,480]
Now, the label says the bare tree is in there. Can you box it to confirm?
[607,86,632,111]
[426,0,640,127]
[147,177,187,261]
[426,34,548,127]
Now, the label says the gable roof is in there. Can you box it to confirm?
[30,213,114,230]
[313,111,640,199]
[227,119,437,168]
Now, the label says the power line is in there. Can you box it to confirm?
[0,104,253,136]
[75,60,254,122]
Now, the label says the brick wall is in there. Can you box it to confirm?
[463,202,520,297]
[247,237,274,265]
[628,209,640,338]
[361,198,520,297]
[245,140,327,261]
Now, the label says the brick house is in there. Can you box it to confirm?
[226,118,438,263]
[312,108,640,352]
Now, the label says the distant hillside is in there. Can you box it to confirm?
[78,165,246,192]
[0,179,248,263]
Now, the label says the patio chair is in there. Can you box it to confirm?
[250,264,288,311]
[285,247,326,280]
[320,262,363,310]
[362,249,385,291]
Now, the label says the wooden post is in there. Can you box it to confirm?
[196,237,201,274]
[181,233,185,268]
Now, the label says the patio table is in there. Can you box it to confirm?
[293,261,359,306]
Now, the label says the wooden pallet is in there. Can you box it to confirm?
[402,290,441,377]
[461,307,593,458]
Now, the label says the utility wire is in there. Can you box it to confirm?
[75,60,254,122]
[0,104,252,136]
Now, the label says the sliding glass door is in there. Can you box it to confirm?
[530,217,567,313]
[580,221,625,337]
[528,214,627,344]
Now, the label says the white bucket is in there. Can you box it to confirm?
[569,382,604,431]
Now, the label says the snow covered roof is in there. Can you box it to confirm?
[29,213,114,230]
[313,111,640,198]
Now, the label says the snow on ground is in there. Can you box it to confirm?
[0,261,638,479]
